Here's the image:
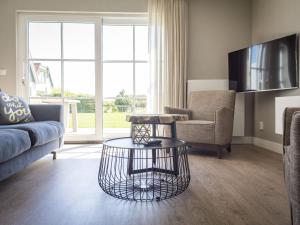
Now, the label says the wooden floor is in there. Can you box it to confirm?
[0,144,290,225]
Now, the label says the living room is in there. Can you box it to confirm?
[0,0,299,224]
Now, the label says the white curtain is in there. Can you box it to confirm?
[148,0,188,113]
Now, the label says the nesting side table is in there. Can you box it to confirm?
[98,137,190,201]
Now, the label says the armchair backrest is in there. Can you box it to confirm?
[283,107,300,146]
[188,90,236,121]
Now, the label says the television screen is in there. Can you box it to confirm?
[229,34,299,92]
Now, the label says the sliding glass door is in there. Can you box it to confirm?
[17,14,148,142]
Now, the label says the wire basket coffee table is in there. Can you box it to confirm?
[98,137,190,201]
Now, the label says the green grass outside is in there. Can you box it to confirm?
[103,112,130,128]
[69,112,130,128]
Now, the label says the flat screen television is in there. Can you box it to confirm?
[229,34,299,92]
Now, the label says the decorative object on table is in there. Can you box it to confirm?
[283,107,300,225]
[131,123,151,144]
[0,91,35,125]
[144,139,162,146]
[164,90,236,159]
[126,114,188,139]
[98,137,190,201]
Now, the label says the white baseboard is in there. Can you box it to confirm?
[232,136,283,154]
[252,137,283,154]
[232,136,253,144]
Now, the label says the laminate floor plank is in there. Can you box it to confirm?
[0,144,290,225]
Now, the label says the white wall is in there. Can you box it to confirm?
[187,0,254,137]
[188,0,252,80]
[0,0,253,94]
[252,0,300,144]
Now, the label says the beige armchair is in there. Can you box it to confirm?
[164,90,236,158]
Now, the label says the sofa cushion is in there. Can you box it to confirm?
[0,91,35,125]
[0,129,31,163]
[0,121,64,147]
[176,120,215,144]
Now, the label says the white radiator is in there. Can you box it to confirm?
[275,96,300,135]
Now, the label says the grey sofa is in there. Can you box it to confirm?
[164,90,236,158]
[0,104,64,181]
[283,107,300,225]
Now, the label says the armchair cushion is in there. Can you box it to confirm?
[176,120,215,144]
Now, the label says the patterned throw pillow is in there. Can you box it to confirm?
[0,91,35,125]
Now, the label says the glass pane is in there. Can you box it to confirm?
[66,97,96,134]
[135,26,149,61]
[103,108,131,128]
[64,62,95,96]
[135,63,149,96]
[103,63,132,136]
[28,61,61,97]
[135,63,148,113]
[64,62,95,134]
[103,63,133,98]
[29,23,61,59]
[63,23,95,59]
[103,26,133,60]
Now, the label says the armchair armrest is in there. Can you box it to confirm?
[283,107,300,147]
[214,107,234,145]
[29,104,64,123]
[164,106,192,119]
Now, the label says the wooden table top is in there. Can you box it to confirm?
[126,114,188,124]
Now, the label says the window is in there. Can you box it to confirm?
[28,22,96,98]
[28,22,97,136]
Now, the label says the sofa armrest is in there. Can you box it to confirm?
[214,107,234,145]
[283,107,300,147]
[29,104,64,123]
[164,106,192,119]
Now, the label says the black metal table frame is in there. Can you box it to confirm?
[129,122,178,176]
[98,137,190,201]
